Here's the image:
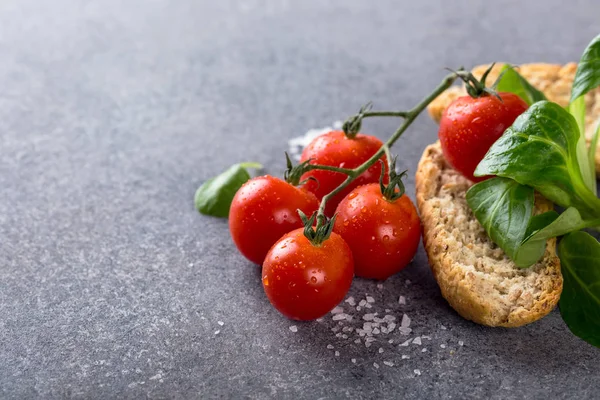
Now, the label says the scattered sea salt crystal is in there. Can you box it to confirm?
[378,347,384,354]
[365,303,372,309]
[405,280,412,285]
[332,313,347,321]
[335,351,340,357]
[385,309,391,313]
[288,123,342,160]
[365,337,376,343]
[331,306,344,314]
[421,335,432,340]
[401,314,411,328]
[413,337,422,345]
[383,361,394,367]
[402,355,410,360]
[366,296,375,303]
[414,369,421,376]
[399,327,412,335]
[441,325,447,330]
[316,318,324,323]
[354,339,361,344]
[399,339,411,347]
[373,328,380,335]
[440,344,447,349]
[384,315,396,322]
[345,297,356,306]
[388,339,394,344]
[459,341,464,346]
[422,348,427,353]
[214,330,220,335]
[217,321,224,326]
[363,313,376,321]
[365,342,372,348]
[351,358,357,364]
[336,333,342,338]
[188,263,194,267]
[327,344,334,349]
[331,327,340,333]
[342,334,348,339]
[359,300,367,307]
[380,327,388,334]
[373,363,380,369]
[377,284,384,290]
[289,326,298,332]
[399,296,406,305]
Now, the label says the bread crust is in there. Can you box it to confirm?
[427,63,600,174]
[415,143,563,327]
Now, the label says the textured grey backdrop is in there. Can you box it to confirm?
[1,1,599,399]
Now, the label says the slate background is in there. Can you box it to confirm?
[1,1,599,399]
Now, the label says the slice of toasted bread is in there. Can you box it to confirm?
[415,143,563,327]
[427,63,600,174]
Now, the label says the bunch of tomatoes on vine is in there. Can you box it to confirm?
[195,65,529,321]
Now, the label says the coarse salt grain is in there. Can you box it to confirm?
[441,325,447,330]
[459,341,464,346]
[373,328,380,335]
[440,344,447,349]
[398,296,406,305]
[214,330,220,335]
[289,325,298,332]
[336,333,342,338]
[383,361,394,367]
[385,309,391,313]
[366,296,375,303]
[335,351,340,357]
[413,337,422,345]
[405,280,412,285]
[402,355,410,359]
[377,284,384,290]
[373,362,380,369]
[399,327,412,335]
[342,334,348,339]
[363,313,376,321]
[327,344,334,349]
[351,358,357,364]
[414,369,421,376]
[217,321,224,326]
[331,306,344,314]
[399,339,411,347]
[345,296,356,306]
[401,314,411,328]
[316,318,323,322]
[332,313,347,321]
[422,348,427,353]
[354,339,361,344]
[388,339,394,344]
[421,335,432,340]
[365,303,373,309]
[378,347,384,354]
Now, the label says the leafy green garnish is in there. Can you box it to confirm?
[495,65,547,106]
[558,231,600,348]
[194,162,262,217]
[466,177,534,263]
[474,101,600,218]
[570,34,600,103]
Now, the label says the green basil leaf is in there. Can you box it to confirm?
[516,207,600,267]
[590,120,600,180]
[475,101,600,218]
[495,65,547,106]
[558,231,600,348]
[466,177,534,261]
[568,95,586,136]
[570,34,600,103]
[194,162,262,217]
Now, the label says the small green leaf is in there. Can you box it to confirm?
[515,207,600,267]
[570,34,600,103]
[475,101,600,218]
[558,231,600,348]
[568,95,586,136]
[466,177,534,261]
[194,162,262,217]
[590,120,600,183]
[495,65,547,106]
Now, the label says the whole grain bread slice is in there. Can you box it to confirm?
[427,63,600,174]
[415,143,563,327]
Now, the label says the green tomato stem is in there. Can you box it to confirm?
[315,70,464,220]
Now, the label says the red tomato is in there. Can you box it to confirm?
[333,184,421,280]
[300,130,387,216]
[438,93,528,182]
[229,176,319,265]
[262,229,354,320]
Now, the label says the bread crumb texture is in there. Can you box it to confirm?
[427,63,600,174]
[415,143,563,327]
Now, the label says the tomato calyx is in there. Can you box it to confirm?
[379,158,407,201]
[453,63,502,101]
[284,152,319,187]
[342,102,373,139]
[298,210,337,246]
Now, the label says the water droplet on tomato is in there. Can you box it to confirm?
[371,236,376,241]
[343,220,349,226]
[361,207,367,213]
[383,235,390,242]
[310,276,318,284]
[276,275,281,280]
[348,192,358,200]
[392,229,398,237]
[375,198,379,206]
[263,276,269,286]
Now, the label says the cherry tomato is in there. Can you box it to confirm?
[262,228,354,320]
[229,176,319,265]
[300,130,387,216]
[438,93,528,182]
[333,184,421,280]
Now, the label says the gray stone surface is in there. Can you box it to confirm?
[1,0,599,398]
